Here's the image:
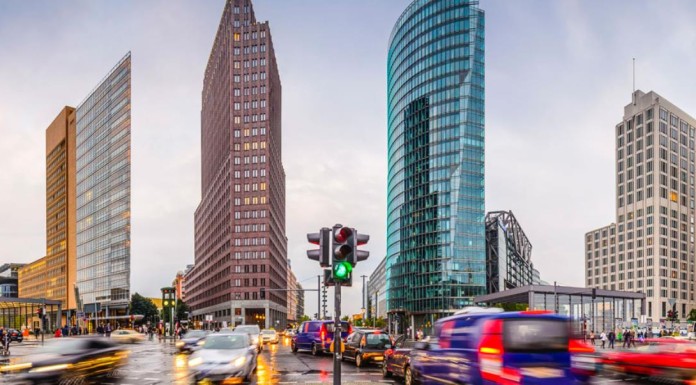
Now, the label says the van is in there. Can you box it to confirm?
[292,320,353,355]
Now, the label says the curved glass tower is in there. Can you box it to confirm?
[386,0,485,331]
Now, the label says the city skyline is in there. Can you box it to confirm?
[2,0,696,317]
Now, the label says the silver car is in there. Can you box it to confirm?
[188,333,257,384]
[234,324,263,352]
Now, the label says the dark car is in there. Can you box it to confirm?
[410,308,596,385]
[0,337,128,384]
[383,336,417,384]
[342,329,393,367]
[292,320,353,355]
[176,329,208,353]
[7,329,23,343]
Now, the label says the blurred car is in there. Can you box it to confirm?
[410,308,596,385]
[0,337,128,384]
[176,330,209,353]
[110,329,145,344]
[233,324,263,352]
[188,333,257,384]
[261,329,279,344]
[601,338,696,382]
[383,336,417,382]
[342,329,393,367]
[7,329,23,343]
[292,320,353,355]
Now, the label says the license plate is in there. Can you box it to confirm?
[520,367,564,378]
[373,356,383,361]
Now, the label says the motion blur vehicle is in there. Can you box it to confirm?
[110,329,145,344]
[8,329,23,343]
[261,329,279,344]
[176,330,209,353]
[601,338,696,382]
[410,308,596,385]
[383,336,417,383]
[292,320,353,355]
[0,337,128,384]
[188,333,257,384]
[342,329,393,367]
[233,324,263,352]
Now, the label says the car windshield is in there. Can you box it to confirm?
[235,326,259,334]
[185,330,207,339]
[261,330,275,335]
[203,335,247,350]
[365,333,392,348]
[503,318,569,352]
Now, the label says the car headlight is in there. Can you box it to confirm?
[189,357,203,367]
[29,364,70,373]
[232,356,246,367]
[197,340,205,346]
[0,363,32,372]
[176,341,184,347]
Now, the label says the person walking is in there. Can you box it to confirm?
[590,331,596,345]
[600,331,607,349]
[608,330,616,349]
[105,323,112,338]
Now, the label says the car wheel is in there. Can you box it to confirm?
[355,354,363,367]
[405,366,414,385]
[291,342,298,353]
[382,361,392,378]
[311,343,319,356]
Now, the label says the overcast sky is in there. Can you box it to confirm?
[2,0,696,317]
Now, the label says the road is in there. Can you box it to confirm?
[4,336,649,384]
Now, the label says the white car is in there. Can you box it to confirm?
[261,329,279,344]
[110,329,145,344]
[232,325,262,352]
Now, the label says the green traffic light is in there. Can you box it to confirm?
[334,261,352,279]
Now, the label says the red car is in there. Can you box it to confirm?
[601,338,696,383]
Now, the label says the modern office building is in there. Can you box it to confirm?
[386,0,485,332]
[367,256,387,320]
[586,90,696,323]
[0,263,24,298]
[485,210,539,294]
[187,0,288,329]
[19,106,79,310]
[75,53,132,316]
[286,263,299,323]
[296,282,304,322]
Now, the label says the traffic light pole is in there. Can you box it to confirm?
[333,282,341,385]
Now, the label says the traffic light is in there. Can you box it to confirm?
[260,287,266,299]
[332,226,354,286]
[307,227,331,267]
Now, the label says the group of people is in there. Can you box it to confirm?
[588,329,647,349]
[53,324,90,338]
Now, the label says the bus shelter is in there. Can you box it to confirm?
[474,285,646,333]
[0,297,62,333]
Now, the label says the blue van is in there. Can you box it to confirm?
[291,320,353,355]
[410,308,596,385]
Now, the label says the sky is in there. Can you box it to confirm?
[1,0,696,318]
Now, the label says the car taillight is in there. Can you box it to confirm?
[320,325,326,342]
[478,319,504,382]
[385,349,394,357]
[569,339,595,354]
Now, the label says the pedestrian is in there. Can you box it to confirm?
[105,323,112,338]
[34,327,40,340]
[97,324,104,337]
[622,330,629,348]
[54,328,62,338]
[630,330,637,348]
[608,330,615,349]
[600,331,607,349]
[590,331,596,345]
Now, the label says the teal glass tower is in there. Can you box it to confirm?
[386,0,485,332]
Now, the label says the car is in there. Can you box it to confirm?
[0,337,129,384]
[7,329,23,343]
[233,324,263,352]
[292,320,353,355]
[188,333,257,384]
[601,338,696,382]
[409,309,596,385]
[342,329,394,367]
[176,329,209,353]
[383,336,417,383]
[261,329,279,344]
[110,329,145,344]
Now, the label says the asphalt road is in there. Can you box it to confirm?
[3,336,650,384]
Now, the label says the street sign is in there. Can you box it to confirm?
[76,311,85,319]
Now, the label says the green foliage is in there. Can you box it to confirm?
[341,315,350,322]
[176,299,190,321]
[687,309,696,322]
[299,315,310,323]
[129,293,158,324]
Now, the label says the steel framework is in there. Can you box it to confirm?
[485,211,535,294]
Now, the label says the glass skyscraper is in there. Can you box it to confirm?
[386,0,485,332]
[75,53,132,313]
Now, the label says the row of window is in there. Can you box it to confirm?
[233,113,266,124]
[233,196,267,206]
[233,100,267,110]
[232,45,267,56]
[233,169,266,179]
[233,86,267,97]
[233,58,266,69]
[233,72,267,83]
[232,278,267,287]
[233,155,267,165]
[233,210,267,219]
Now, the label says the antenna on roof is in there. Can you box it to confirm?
[632,58,636,105]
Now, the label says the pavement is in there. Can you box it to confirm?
[0,336,650,384]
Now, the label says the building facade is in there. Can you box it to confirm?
[0,263,24,298]
[386,0,485,331]
[586,90,696,323]
[367,256,387,320]
[187,0,288,330]
[74,53,132,316]
[296,282,304,322]
[286,263,298,323]
[485,211,538,294]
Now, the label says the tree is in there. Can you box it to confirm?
[176,299,190,322]
[299,315,310,323]
[129,293,158,324]
[687,309,696,322]
[341,315,350,322]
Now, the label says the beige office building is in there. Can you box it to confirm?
[586,90,696,324]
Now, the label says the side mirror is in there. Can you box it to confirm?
[414,341,430,351]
